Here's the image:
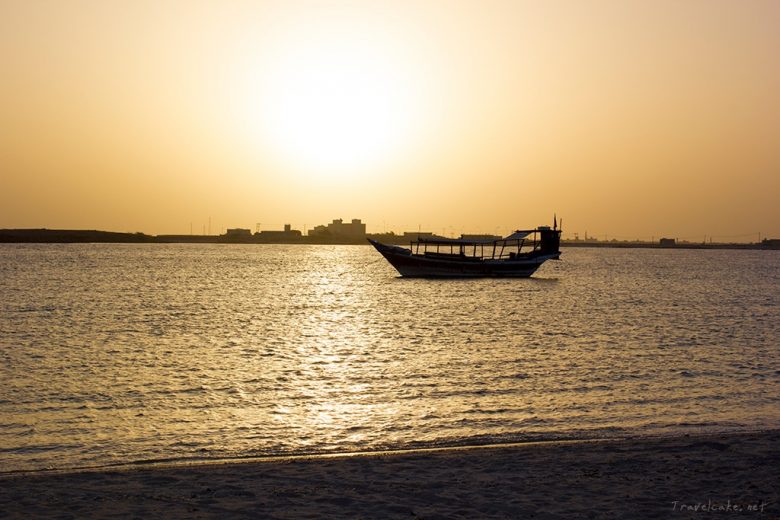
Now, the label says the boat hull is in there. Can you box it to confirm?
[368,239,558,278]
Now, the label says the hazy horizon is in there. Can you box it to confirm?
[2,0,779,241]
[0,221,771,244]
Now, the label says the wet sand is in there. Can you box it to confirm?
[1,430,777,519]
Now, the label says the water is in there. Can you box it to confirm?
[1,244,778,472]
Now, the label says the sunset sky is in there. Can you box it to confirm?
[2,0,778,240]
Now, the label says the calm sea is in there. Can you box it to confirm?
[1,244,778,472]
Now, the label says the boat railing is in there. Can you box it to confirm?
[411,231,542,260]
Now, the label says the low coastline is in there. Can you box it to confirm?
[2,430,777,518]
[1,228,776,249]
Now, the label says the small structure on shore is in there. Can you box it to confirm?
[225,228,252,238]
[256,224,302,240]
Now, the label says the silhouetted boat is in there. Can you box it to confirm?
[369,223,561,278]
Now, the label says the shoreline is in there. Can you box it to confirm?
[3,426,770,477]
[2,429,777,518]
[1,228,775,249]
[1,437,609,478]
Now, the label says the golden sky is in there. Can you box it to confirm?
[2,0,778,240]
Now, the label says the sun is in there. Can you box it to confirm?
[242,32,423,179]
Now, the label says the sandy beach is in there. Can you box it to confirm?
[1,430,777,519]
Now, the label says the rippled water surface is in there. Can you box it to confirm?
[1,244,778,471]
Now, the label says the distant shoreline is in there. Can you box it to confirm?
[0,228,776,250]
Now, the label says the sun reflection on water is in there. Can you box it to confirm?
[0,244,778,471]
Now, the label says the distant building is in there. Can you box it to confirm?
[762,238,780,249]
[256,224,302,240]
[308,218,366,238]
[659,238,676,247]
[403,231,435,241]
[225,228,251,238]
[309,225,328,236]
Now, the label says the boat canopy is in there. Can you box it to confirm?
[417,230,533,246]
[504,231,531,241]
